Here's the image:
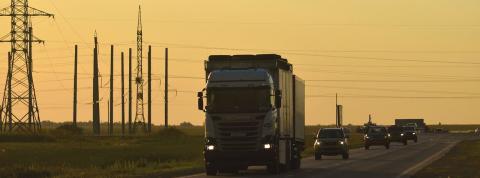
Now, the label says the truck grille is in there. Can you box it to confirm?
[215,119,263,151]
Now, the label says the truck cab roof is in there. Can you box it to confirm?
[207,69,274,88]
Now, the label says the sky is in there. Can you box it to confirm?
[0,0,479,125]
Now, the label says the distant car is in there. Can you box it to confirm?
[388,125,407,145]
[364,126,390,150]
[403,126,418,143]
[314,128,350,160]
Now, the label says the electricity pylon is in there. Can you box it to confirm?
[0,0,53,134]
[134,6,146,133]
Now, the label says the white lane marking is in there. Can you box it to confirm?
[395,141,458,178]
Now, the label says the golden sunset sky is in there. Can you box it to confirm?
[0,0,479,125]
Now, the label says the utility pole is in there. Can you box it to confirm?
[121,52,125,136]
[134,6,146,132]
[165,48,169,128]
[109,45,114,135]
[73,45,78,127]
[128,48,132,134]
[147,46,152,133]
[0,0,54,134]
[93,32,100,135]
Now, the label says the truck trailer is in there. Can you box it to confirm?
[197,54,305,175]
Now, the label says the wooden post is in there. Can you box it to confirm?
[148,46,152,132]
[128,48,133,134]
[93,33,100,135]
[73,45,78,127]
[164,48,168,128]
[109,45,114,135]
[121,52,125,136]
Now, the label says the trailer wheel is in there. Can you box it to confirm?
[205,164,217,176]
[291,155,301,169]
[267,158,280,174]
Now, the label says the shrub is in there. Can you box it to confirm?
[51,124,83,137]
[154,127,186,137]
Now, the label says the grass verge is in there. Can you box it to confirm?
[413,139,480,178]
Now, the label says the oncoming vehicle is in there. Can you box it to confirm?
[364,126,390,150]
[403,126,418,143]
[388,125,407,145]
[314,128,350,160]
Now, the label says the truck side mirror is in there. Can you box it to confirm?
[275,90,282,108]
[197,92,204,111]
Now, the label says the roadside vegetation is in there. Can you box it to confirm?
[0,126,204,178]
[414,139,480,178]
[3,123,475,177]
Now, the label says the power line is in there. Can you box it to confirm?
[305,79,480,83]
[306,85,480,95]
[307,94,480,99]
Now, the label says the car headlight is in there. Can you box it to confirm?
[388,134,391,137]
[314,140,320,145]
[264,144,272,149]
[364,135,369,139]
[400,133,404,136]
[206,145,215,151]
[339,141,345,145]
[413,132,416,135]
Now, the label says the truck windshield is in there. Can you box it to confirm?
[207,88,272,113]
[318,129,344,139]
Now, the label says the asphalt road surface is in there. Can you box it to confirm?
[180,134,476,178]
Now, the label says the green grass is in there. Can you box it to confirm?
[0,128,204,178]
[413,139,480,178]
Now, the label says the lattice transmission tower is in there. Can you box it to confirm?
[134,6,146,133]
[0,0,53,134]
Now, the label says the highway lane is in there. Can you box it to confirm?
[180,134,474,178]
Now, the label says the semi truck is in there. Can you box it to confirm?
[197,54,305,175]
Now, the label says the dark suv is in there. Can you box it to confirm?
[403,126,418,143]
[364,126,390,150]
[388,125,407,145]
[314,128,350,160]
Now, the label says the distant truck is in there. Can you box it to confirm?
[197,54,305,175]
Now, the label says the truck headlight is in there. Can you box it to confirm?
[264,144,272,149]
[206,145,215,151]
[339,141,345,145]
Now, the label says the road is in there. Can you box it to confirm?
[180,134,475,178]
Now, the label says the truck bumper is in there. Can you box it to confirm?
[366,139,388,145]
[315,146,347,156]
[204,149,275,167]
